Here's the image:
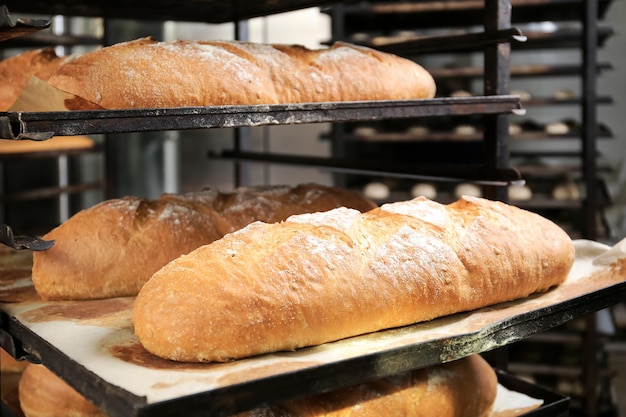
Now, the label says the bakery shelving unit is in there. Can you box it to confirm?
[0,145,105,235]
[502,5,614,243]
[0,6,106,235]
[502,1,619,414]
[324,0,619,415]
[323,0,616,242]
[0,1,624,417]
[321,0,520,204]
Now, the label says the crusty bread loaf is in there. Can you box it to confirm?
[15,356,494,417]
[134,195,575,363]
[237,355,497,417]
[0,48,70,111]
[46,37,436,109]
[31,184,376,300]
[0,50,96,149]
[18,363,106,417]
[0,348,28,373]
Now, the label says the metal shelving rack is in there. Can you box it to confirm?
[0,7,107,234]
[323,0,616,415]
[323,0,614,242]
[1,1,622,416]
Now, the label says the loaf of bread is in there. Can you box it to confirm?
[46,37,436,109]
[237,355,497,417]
[0,48,70,111]
[0,348,28,373]
[15,356,494,417]
[31,183,376,300]
[134,195,574,363]
[18,363,106,417]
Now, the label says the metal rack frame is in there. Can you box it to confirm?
[1,0,619,416]
[0,97,523,140]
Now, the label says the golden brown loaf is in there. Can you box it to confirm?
[134,195,575,363]
[15,356,495,417]
[0,48,70,111]
[18,363,106,417]
[0,348,28,373]
[46,37,436,109]
[237,355,497,417]
[31,184,376,300]
[0,49,95,150]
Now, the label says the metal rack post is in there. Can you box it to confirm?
[483,0,512,203]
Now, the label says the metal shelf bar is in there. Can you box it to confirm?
[0,97,523,140]
[213,150,523,185]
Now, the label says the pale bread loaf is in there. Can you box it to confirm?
[0,48,70,111]
[18,363,106,417]
[237,355,497,417]
[31,184,376,300]
[134,195,575,363]
[46,37,436,109]
[0,50,96,149]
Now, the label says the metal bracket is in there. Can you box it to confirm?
[0,5,51,43]
[0,224,55,251]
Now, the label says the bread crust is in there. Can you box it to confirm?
[31,184,376,300]
[237,355,497,417]
[18,363,105,417]
[47,37,436,109]
[16,356,495,417]
[0,348,27,373]
[133,196,575,362]
[0,48,70,111]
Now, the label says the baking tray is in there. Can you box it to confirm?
[346,26,614,55]
[0,96,523,140]
[212,150,524,185]
[338,27,527,55]
[0,366,569,417]
[1,31,103,48]
[1,239,624,417]
[496,371,570,417]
